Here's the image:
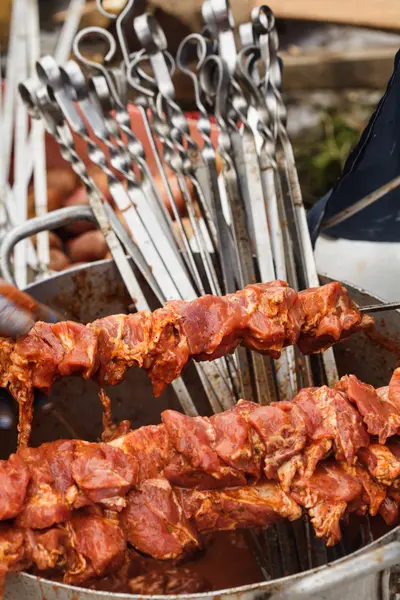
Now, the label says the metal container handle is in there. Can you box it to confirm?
[0,206,97,285]
[0,205,143,289]
[269,540,400,599]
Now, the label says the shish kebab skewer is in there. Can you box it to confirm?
[2,368,400,590]
[0,280,373,448]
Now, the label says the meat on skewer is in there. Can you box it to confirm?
[2,368,400,592]
[0,281,373,448]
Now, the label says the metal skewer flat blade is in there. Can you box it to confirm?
[359,301,400,313]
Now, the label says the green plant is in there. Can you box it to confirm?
[294,107,371,207]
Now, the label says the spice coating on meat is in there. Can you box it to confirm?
[297,282,367,353]
[0,455,30,521]
[2,367,400,592]
[71,443,138,506]
[290,461,363,546]
[176,482,302,532]
[121,479,201,560]
[0,515,127,593]
[337,375,400,444]
[0,281,372,448]
[7,346,400,600]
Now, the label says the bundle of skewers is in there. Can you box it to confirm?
[1,0,400,596]
[0,0,89,286]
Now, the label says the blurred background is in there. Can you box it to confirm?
[1,0,400,296]
[1,0,397,209]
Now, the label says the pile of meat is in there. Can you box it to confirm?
[28,167,112,272]
[0,278,379,594]
[2,367,400,593]
[27,165,191,272]
[0,280,373,448]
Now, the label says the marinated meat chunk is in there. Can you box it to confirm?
[0,281,371,447]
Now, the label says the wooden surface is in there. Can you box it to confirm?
[0,0,12,45]
[53,0,400,32]
[266,0,400,31]
[53,0,124,23]
[167,46,397,102]
[281,46,398,91]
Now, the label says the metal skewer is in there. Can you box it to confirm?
[255,8,339,388]
[236,28,309,393]
[243,3,335,568]
[54,0,86,64]
[27,0,50,273]
[1,0,21,195]
[133,15,222,296]
[176,33,237,294]
[126,18,238,411]
[28,55,235,413]
[13,0,30,289]
[3,0,83,279]
[0,50,10,241]
[71,30,181,255]
[13,0,381,583]
[128,54,209,294]
[96,0,200,278]
[37,55,192,303]
[19,79,143,305]
[321,174,400,230]
[202,2,297,405]
[18,80,199,418]
[360,301,400,313]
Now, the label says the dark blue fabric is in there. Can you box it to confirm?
[308,49,400,246]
